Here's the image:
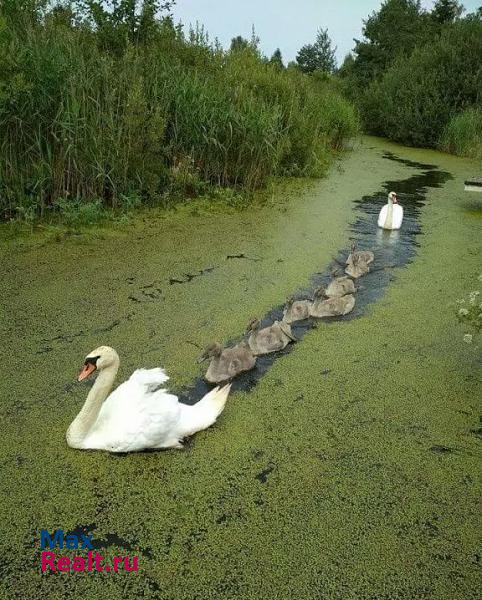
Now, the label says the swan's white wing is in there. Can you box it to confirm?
[128,367,169,390]
[392,204,404,229]
[121,388,182,452]
[377,204,388,228]
[83,369,182,452]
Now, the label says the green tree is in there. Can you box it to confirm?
[0,0,49,29]
[77,1,175,50]
[338,53,355,77]
[431,0,464,24]
[230,28,260,57]
[361,18,482,146]
[351,0,430,87]
[47,4,76,28]
[230,35,249,52]
[269,48,284,69]
[296,28,336,74]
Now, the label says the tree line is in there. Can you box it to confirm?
[1,0,479,225]
[338,0,482,157]
[233,0,481,159]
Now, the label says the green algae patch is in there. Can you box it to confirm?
[0,138,481,599]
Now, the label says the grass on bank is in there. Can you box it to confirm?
[439,108,482,161]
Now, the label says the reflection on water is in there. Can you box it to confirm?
[176,154,452,405]
[376,227,400,247]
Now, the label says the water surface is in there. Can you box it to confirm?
[177,150,452,402]
[0,137,480,600]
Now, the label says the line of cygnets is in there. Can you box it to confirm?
[66,242,376,452]
[66,192,401,452]
[197,243,375,384]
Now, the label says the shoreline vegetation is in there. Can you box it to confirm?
[339,0,482,158]
[0,1,358,228]
[1,0,480,234]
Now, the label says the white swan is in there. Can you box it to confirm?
[378,191,403,230]
[67,346,231,452]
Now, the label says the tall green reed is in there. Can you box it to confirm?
[439,108,482,160]
[0,8,359,221]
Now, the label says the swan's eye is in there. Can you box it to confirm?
[84,356,100,366]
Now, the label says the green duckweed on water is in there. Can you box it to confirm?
[0,137,480,599]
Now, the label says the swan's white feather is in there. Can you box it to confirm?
[81,368,229,452]
[128,367,169,390]
[377,204,403,229]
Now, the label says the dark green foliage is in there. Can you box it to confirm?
[269,48,284,70]
[296,28,336,74]
[360,18,482,146]
[431,0,464,24]
[77,0,177,53]
[350,0,432,90]
[0,2,358,221]
[342,0,482,154]
[337,53,354,78]
[230,35,249,52]
[440,107,482,159]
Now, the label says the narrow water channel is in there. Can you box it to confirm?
[176,151,452,404]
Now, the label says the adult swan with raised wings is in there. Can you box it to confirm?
[67,346,231,452]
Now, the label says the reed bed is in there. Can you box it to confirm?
[439,108,482,160]
[0,6,359,221]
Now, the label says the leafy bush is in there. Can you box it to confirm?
[340,1,482,152]
[53,198,105,228]
[359,18,482,147]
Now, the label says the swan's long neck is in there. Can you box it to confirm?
[384,198,393,229]
[66,362,119,448]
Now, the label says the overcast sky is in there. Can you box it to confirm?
[172,0,481,65]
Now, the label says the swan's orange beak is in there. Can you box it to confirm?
[78,362,96,382]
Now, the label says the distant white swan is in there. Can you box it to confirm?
[67,346,231,452]
[378,191,403,230]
